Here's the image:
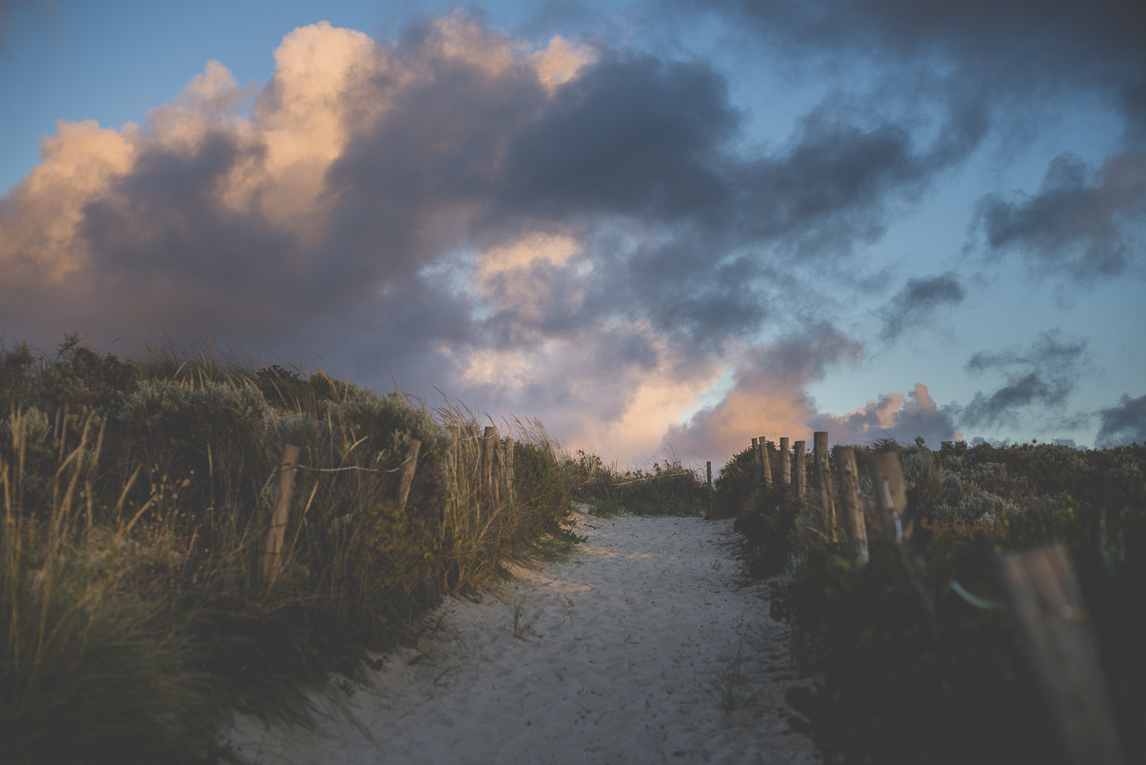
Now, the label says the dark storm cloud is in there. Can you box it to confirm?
[1095,394,1146,445]
[878,272,964,341]
[701,0,1146,283]
[702,0,1146,119]
[974,151,1146,279]
[959,330,1089,428]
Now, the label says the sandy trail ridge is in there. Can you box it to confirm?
[231,512,818,764]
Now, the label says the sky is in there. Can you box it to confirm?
[1,0,1144,467]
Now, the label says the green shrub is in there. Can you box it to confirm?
[734,484,801,578]
[710,447,756,519]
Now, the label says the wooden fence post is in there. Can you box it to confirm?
[834,446,868,564]
[793,440,806,497]
[505,437,515,503]
[761,438,773,486]
[813,432,836,533]
[706,460,712,492]
[780,437,791,489]
[870,451,908,541]
[482,426,497,503]
[751,437,761,488]
[396,439,421,513]
[260,444,301,584]
[995,545,1125,765]
[447,426,461,485]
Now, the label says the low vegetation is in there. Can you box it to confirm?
[1,336,580,764]
[717,437,1146,764]
[566,449,707,517]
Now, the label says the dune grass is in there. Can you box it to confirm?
[0,336,581,764]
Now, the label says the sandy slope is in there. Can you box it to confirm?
[231,513,818,765]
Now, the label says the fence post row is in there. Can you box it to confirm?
[733,433,1122,762]
[260,443,301,584]
[396,439,421,513]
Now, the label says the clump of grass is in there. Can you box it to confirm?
[704,644,756,712]
[510,595,543,640]
[0,410,228,765]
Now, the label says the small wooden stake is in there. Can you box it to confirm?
[780,437,791,489]
[482,426,497,502]
[834,446,868,563]
[447,426,461,485]
[504,437,515,502]
[995,545,1125,765]
[751,438,761,488]
[760,438,773,486]
[396,439,421,513]
[260,444,301,584]
[793,440,806,497]
[870,451,908,541]
[813,432,836,532]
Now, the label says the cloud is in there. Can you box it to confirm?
[662,322,864,458]
[959,330,1089,428]
[878,272,965,341]
[1095,394,1146,445]
[0,11,1012,466]
[810,383,959,448]
[974,151,1146,280]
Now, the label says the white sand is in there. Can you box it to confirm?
[231,513,818,765]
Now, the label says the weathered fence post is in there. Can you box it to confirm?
[834,446,869,564]
[504,436,515,503]
[447,426,461,485]
[793,440,806,497]
[813,432,836,533]
[706,460,712,492]
[482,426,497,503]
[396,439,421,513]
[752,437,761,488]
[995,544,1125,765]
[260,443,301,584]
[761,438,773,486]
[870,450,908,541]
[780,437,791,489]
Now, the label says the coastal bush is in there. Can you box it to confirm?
[569,449,705,517]
[756,439,1146,764]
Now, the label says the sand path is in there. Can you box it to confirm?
[234,513,818,765]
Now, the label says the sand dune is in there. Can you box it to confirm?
[231,513,818,764]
